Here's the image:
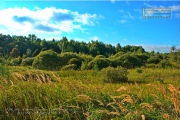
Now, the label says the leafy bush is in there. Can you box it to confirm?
[159,60,172,68]
[61,64,77,70]
[9,57,21,66]
[78,54,94,62]
[81,61,89,70]
[0,57,6,64]
[114,54,142,68]
[21,57,34,66]
[68,58,82,68]
[147,57,160,64]
[88,58,112,70]
[146,63,157,68]
[134,54,149,64]
[95,55,106,59]
[58,52,80,67]
[101,66,128,83]
[108,52,124,59]
[0,63,10,79]
[136,68,143,73]
[32,50,59,70]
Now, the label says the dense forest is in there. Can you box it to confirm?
[0,33,179,70]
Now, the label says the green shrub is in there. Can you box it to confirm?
[136,68,143,73]
[93,63,99,72]
[88,58,111,70]
[108,52,124,59]
[21,57,34,66]
[158,60,172,68]
[68,58,82,68]
[81,61,89,70]
[146,63,157,68]
[0,57,6,64]
[32,50,59,70]
[61,64,77,70]
[78,54,94,62]
[58,52,80,67]
[9,57,21,66]
[134,54,149,64]
[114,54,142,68]
[0,63,10,79]
[147,57,160,64]
[95,55,106,59]
[101,66,128,83]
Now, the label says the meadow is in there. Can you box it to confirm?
[0,66,179,120]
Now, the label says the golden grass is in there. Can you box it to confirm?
[0,67,180,119]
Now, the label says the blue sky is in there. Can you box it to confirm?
[0,0,180,53]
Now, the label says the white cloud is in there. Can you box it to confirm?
[119,10,134,19]
[142,45,180,53]
[144,3,157,8]
[119,10,124,13]
[74,37,86,42]
[122,12,134,19]
[134,9,141,13]
[73,12,99,26]
[169,5,180,11]
[174,13,180,18]
[90,36,99,41]
[159,5,165,8]
[46,37,62,41]
[110,0,115,4]
[120,20,128,24]
[0,7,103,36]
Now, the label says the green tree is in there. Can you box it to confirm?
[26,48,32,57]
[115,43,121,53]
[10,48,20,58]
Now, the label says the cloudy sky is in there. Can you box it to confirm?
[0,0,180,53]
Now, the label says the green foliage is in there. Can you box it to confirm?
[0,63,10,79]
[93,63,99,72]
[68,58,82,68]
[26,48,32,57]
[21,57,34,66]
[88,58,112,70]
[0,57,6,64]
[58,52,79,67]
[146,63,157,68]
[79,54,94,62]
[9,57,22,66]
[10,48,20,58]
[134,54,149,64]
[101,66,128,83]
[81,61,89,70]
[136,68,143,73]
[95,55,106,59]
[115,54,142,68]
[0,33,180,70]
[32,50,59,70]
[32,49,40,57]
[108,52,124,59]
[147,57,161,64]
[61,64,77,70]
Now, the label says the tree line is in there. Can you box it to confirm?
[0,33,179,70]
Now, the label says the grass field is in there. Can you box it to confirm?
[0,66,180,119]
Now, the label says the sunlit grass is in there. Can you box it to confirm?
[0,66,179,119]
